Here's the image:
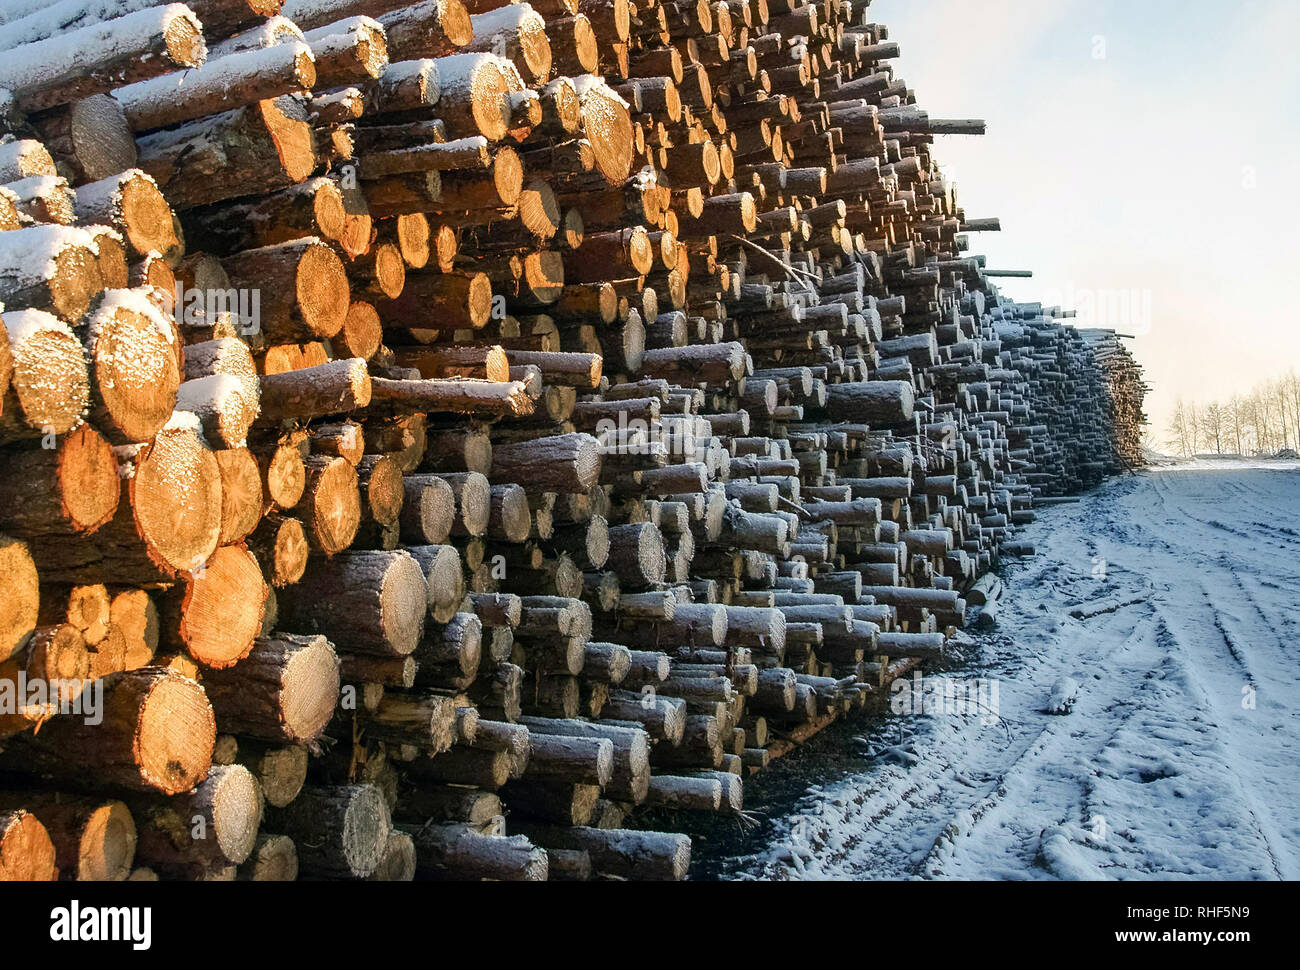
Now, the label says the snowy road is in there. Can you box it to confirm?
[721,463,1300,881]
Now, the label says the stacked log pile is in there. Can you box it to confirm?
[0,0,1145,881]
[1079,327,1147,472]
[986,305,1147,495]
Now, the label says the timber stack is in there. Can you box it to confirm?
[0,0,1146,882]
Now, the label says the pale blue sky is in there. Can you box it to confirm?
[873,0,1300,434]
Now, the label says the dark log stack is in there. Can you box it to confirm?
[0,0,1145,881]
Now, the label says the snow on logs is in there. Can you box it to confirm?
[0,0,1146,883]
[0,5,207,114]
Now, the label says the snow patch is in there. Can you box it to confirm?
[1044,677,1080,715]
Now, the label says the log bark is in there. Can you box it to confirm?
[278,550,428,657]
[490,432,602,494]
[0,668,215,796]
[264,783,390,878]
[0,792,136,881]
[202,633,340,743]
[0,5,206,113]
[403,821,548,880]
[513,824,689,880]
[137,97,316,210]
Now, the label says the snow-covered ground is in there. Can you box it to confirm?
[722,463,1300,880]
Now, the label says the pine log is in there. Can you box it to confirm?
[0,809,58,880]
[264,783,390,878]
[202,633,340,743]
[129,764,262,875]
[0,792,136,881]
[490,432,601,494]
[0,5,206,114]
[0,425,120,539]
[368,376,534,418]
[0,667,215,795]
[278,549,428,657]
[28,413,223,585]
[223,237,350,344]
[513,824,688,880]
[137,96,316,210]
[825,380,915,425]
[402,821,548,880]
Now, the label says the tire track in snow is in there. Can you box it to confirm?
[712,464,1300,881]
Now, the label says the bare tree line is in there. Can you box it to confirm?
[1165,370,1300,457]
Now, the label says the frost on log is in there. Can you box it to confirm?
[0,0,1145,881]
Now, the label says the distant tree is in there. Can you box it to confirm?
[1166,399,1192,456]
[1202,402,1225,454]
[1274,376,1293,450]
[1228,395,1247,455]
[1287,371,1300,450]
[1173,369,1300,456]
[1259,389,1278,452]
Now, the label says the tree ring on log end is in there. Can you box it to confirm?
[161,8,206,69]
[59,424,121,534]
[296,241,350,339]
[210,764,261,864]
[470,59,511,143]
[340,784,390,876]
[80,800,137,881]
[576,79,634,186]
[6,310,91,434]
[0,810,57,881]
[116,173,181,260]
[179,545,266,669]
[280,637,340,743]
[90,303,181,443]
[307,456,361,555]
[137,672,217,795]
[380,553,429,657]
[0,537,38,662]
[133,416,222,577]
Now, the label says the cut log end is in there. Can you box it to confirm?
[135,670,218,796]
[132,415,223,578]
[60,424,123,535]
[280,637,342,743]
[296,242,352,340]
[178,545,267,670]
[0,810,58,881]
[1,539,39,662]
